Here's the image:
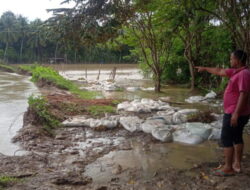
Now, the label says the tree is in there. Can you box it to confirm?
[122,0,174,92]
[157,0,211,90]
[197,0,250,63]
[16,16,28,62]
[27,19,47,61]
[0,11,18,62]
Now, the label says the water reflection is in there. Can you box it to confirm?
[85,139,219,183]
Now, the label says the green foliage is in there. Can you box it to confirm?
[111,99,123,105]
[87,105,115,116]
[0,176,20,188]
[0,10,133,63]
[21,65,97,99]
[0,63,16,72]
[161,37,189,83]
[28,95,60,134]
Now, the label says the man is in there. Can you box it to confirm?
[196,50,250,176]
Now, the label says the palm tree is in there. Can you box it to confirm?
[17,16,28,62]
[0,11,18,62]
[27,19,46,62]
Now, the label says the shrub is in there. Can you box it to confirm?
[28,95,60,135]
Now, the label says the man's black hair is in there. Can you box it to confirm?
[233,50,247,65]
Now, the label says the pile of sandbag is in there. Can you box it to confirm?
[117,98,172,113]
[81,81,120,91]
[118,116,217,144]
[155,109,198,124]
[62,115,120,129]
[125,87,154,92]
[62,97,223,145]
[185,91,217,103]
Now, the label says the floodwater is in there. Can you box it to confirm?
[0,71,39,156]
[50,64,220,111]
[85,139,219,183]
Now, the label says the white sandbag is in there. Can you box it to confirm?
[172,112,187,124]
[126,87,140,92]
[158,105,172,110]
[140,87,155,91]
[117,101,131,111]
[141,98,155,105]
[62,116,88,127]
[208,128,221,140]
[210,120,222,129]
[157,110,176,116]
[177,109,198,115]
[185,122,212,140]
[100,81,118,91]
[173,129,205,144]
[119,116,143,132]
[152,127,173,142]
[141,117,167,133]
[62,116,118,129]
[205,91,216,99]
[103,85,117,91]
[185,96,205,103]
[88,118,118,129]
[117,99,171,113]
[159,96,171,102]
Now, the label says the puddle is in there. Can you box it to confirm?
[85,139,219,183]
[62,136,125,156]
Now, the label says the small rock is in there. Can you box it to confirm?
[70,150,79,155]
[111,177,120,182]
[96,186,107,190]
[112,164,123,175]
[55,135,67,140]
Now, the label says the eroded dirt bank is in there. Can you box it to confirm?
[1,77,250,190]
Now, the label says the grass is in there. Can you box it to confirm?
[0,63,16,72]
[0,176,21,188]
[111,99,123,105]
[20,65,97,99]
[87,105,116,116]
[28,95,60,135]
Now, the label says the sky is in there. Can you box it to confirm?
[0,0,75,21]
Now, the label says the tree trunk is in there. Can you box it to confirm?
[4,42,8,62]
[189,61,195,91]
[154,72,161,92]
[54,42,59,63]
[184,41,195,91]
[19,38,24,63]
[74,49,77,64]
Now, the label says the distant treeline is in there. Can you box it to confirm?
[0,11,134,64]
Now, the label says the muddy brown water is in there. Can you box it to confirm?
[0,71,39,156]
[50,64,220,111]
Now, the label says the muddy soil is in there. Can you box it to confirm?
[1,82,250,190]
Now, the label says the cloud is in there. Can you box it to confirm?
[0,0,74,21]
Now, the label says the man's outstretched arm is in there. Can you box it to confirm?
[195,67,227,77]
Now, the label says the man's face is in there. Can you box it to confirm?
[230,53,240,68]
